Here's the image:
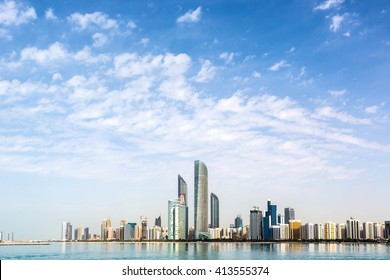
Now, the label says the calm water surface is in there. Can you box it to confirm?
[1,242,389,260]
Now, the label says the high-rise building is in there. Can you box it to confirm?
[289,220,302,241]
[61,222,67,241]
[168,198,188,240]
[363,222,375,240]
[235,215,243,229]
[284,208,295,224]
[210,193,219,228]
[336,223,346,240]
[124,223,137,240]
[278,214,285,225]
[177,175,188,235]
[314,223,324,240]
[178,175,188,206]
[384,221,390,239]
[324,222,336,240]
[250,207,262,240]
[155,216,161,227]
[83,227,90,241]
[267,199,277,226]
[101,218,112,241]
[194,160,208,239]
[141,218,148,240]
[346,218,360,240]
[77,227,83,240]
[303,223,314,240]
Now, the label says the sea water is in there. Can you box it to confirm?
[1,242,389,260]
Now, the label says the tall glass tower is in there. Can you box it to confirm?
[250,207,262,240]
[178,175,188,206]
[210,192,219,228]
[168,198,188,240]
[194,160,208,239]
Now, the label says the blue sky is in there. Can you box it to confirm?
[0,0,389,240]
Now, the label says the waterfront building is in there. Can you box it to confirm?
[178,175,188,206]
[168,198,188,240]
[208,228,221,239]
[270,225,280,240]
[101,218,112,241]
[83,227,90,241]
[242,225,249,240]
[267,200,277,226]
[124,223,136,241]
[289,220,302,241]
[346,218,360,240]
[61,222,67,241]
[324,222,336,240]
[279,224,289,240]
[363,222,375,240]
[284,207,295,224]
[155,216,161,227]
[263,215,270,241]
[336,223,346,240]
[61,222,73,241]
[77,227,83,240]
[106,227,115,240]
[235,215,243,229]
[194,160,208,239]
[385,221,390,239]
[149,226,162,240]
[303,223,315,240]
[134,225,142,241]
[314,223,325,240]
[250,207,263,240]
[141,219,148,240]
[210,193,219,228]
[374,223,384,239]
[278,214,285,225]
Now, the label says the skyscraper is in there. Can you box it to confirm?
[168,198,188,240]
[178,175,188,206]
[250,207,263,240]
[177,175,189,236]
[194,160,208,239]
[155,216,161,227]
[210,193,219,228]
[235,215,243,229]
[346,218,360,240]
[284,207,295,224]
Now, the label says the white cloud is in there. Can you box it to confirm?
[68,12,118,30]
[21,42,69,64]
[0,27,11,40]
[330,14,344,32]
[45,8,57,20]
[140,38,150,46]
[365,105,379,114]
[314,106,371,125]
[268,60,290,71]
[252,71,261,78]
[343,31,351,37]
[52,73,63,82]
[92,32,108,47]
[127,20,137,29]
[177,6,202,23]
[329,89,347,97]
[219,52,236,64]
[0,0,36,26]
[314,0,344,11]
[192,59,216,83]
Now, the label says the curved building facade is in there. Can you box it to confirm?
[194,160,208,239]
[210,192,219,228]
[178,175,188,206]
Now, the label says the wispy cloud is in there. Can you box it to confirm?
[177,6,202,23]
[68,12,118,30]
[192,59,216,83]
[268,60,290,71]
[219,52,237,64]
[45,8,57,21]
[329,89,347,97]
[314,106,371,125]
[0,0,36,26]
[330,14,345,32]
[314,0,344,11]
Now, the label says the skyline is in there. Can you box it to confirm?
[1,0,390,240]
